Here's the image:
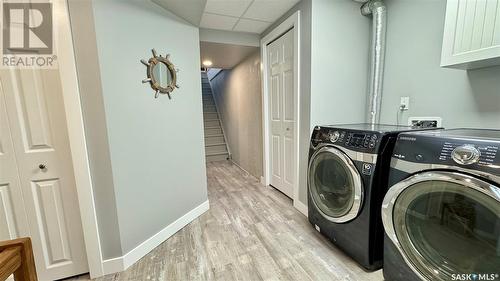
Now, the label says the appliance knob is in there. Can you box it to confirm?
[451,145,481,165]
[329,131,340,143]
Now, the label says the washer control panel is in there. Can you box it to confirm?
[440,142,498,166]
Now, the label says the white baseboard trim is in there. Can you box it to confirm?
[260,176,265,186]
[102,200,210,275]
[102,256,123,275]
[293,200,308,217]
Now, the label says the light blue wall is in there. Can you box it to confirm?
[67,0,122,258]
[91,0,208,256]
[380,0,500,129]
[310,0,370,129]
[300,0,370,205]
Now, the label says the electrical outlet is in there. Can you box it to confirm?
[408,117,442,128]
[400,97,410,111]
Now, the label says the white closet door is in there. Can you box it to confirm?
[267,28,295,198]
[0,68,88,280]
[0,78,30,242]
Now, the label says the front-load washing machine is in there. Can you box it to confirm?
[308,124,438,270]
[382,129,500,281]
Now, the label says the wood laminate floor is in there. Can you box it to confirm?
[65,161,383,281]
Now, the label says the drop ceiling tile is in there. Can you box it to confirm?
[200,13,239,31]
[243,0,300,22]
[233,18,270,34]
[205,0,253,17]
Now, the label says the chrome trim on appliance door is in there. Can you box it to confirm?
[381,171,500,281]
[390,158,500,183]
[308,145,364,223]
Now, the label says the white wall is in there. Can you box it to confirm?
[210,51,263,177]
[380,0,500,129]
[70,0,208,259]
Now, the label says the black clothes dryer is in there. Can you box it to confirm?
[382,129,500,281]
[307,124,439,270]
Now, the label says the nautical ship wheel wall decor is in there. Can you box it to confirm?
[141,49,179,99]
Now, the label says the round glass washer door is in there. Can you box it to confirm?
[382,171,500,281]
[308,146,363,223]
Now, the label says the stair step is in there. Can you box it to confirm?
[205,127,223,135]
[204,113,218,119]
[205,142,226,147]
[204,120,220,127]
[205,135,225,145]
[203,108,217,113]
[206,153,229,162]
[205,144,227,154]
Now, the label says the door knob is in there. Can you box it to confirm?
[38,164,46,170]
[286,128,290,131]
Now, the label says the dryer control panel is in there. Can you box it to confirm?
[440,142,498,166]
[345,133,378,149]
[392,131,500,175]
[311,126,382,153]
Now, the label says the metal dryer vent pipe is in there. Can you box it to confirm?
[356,0,387,125]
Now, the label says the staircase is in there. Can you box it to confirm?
[201,72,230,162]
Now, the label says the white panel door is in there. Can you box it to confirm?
[0,78,30,242]
[0,68,88,280]
[267,28,295,198]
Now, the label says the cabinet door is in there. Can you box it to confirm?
[441,0,500,69]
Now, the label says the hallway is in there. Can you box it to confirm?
[69,161,382,281]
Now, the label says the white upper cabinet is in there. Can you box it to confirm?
[441,0,500,69]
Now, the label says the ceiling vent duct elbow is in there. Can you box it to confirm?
[357,0,387,125]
